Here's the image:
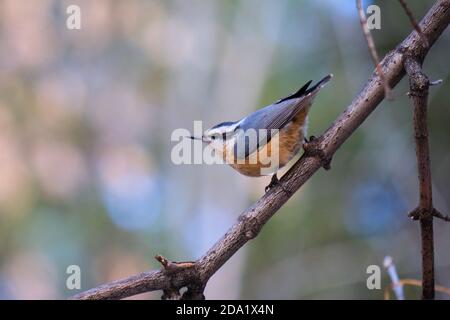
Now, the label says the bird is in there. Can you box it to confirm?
[190,74,333,192]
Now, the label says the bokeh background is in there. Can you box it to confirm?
[0,0,449,299]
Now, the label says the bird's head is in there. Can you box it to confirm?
[189,121,239,150]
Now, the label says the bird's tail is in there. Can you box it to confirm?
[305,74,333,96]
[275,74,333,104]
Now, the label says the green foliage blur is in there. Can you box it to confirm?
[0,0,448,299]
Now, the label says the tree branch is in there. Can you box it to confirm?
[72,0,450,300]
[404,56,434,300]
[404,55,448,299]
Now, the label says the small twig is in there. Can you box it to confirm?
[384,278,450,300]
[155,255,196,272]
[433,208,450,221]
[383,256,404,300]
[429,79,443,86]
[356,0,393,100]
[398,0,430,48]
[407,79,443,96]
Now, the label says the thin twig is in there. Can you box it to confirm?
[433,208,450,221]
[356,0,393,100]
[383,256,404,300]
[155,255,196,272]
[71,0,450,300]
[398,0,430,47]
[430,79,443,86]
[384,278,450,300]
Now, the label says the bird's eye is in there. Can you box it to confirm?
[211,136,216,140]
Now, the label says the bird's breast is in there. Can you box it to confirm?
[226,108,309,177]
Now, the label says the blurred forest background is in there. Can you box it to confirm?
[0,0,449,299]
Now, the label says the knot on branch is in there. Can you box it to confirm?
[409,207,433,220]
[238,214,262,239]
[408,73,429,96]
[155,255,204,300]
[408,207,449,222]
[405,58,430,95]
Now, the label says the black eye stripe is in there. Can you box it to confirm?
[209,131,233,140]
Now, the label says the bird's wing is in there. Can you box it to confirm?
[233,75,332,159]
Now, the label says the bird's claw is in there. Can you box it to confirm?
[303,136,332,170]
[265,174,290,194]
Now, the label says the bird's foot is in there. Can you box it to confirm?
[265,174,290,194]
[303,135,332,170]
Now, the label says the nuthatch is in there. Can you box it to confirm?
[191,74,332,191]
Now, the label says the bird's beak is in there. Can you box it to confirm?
[187,135,209,143]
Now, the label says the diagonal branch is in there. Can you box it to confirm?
[72,0,450,300]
